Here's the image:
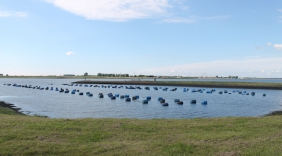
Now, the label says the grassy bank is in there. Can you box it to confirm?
[75,80,282,90]
[1,106,282,155]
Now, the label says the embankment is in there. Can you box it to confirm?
[73,80,282,90]
[0,101,23,115]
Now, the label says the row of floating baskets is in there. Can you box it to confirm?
[5,83,213,106]
[70,84,267,96]
[73,87,265,97]
[4,83,271,109]
[4,84,267,102]
[5,83,267,97]
[95,93,209,106]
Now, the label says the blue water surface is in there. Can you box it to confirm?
[0,78,282,119]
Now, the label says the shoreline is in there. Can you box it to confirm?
[73,80,282,90]
[0,101,24,115]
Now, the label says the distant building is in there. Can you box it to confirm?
[0,74,3,76]
[63,74,75,76]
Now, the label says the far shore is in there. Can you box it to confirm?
[73,80,282,90]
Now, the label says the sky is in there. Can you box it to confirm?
[0,0,282,77]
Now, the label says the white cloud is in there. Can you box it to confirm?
[0,11,11,17]
[160,15,231,23]
[278,9,282,12]
[45,0,169,21]
[139,57,282,77]
[266,43,282,50]
[15,12,28,17]
[45,0,232,23]
[0,11,28,17]
[273,44,282,50]
[66,51,75,55]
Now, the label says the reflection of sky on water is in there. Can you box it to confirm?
[0,78,282,118]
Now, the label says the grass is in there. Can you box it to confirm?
[1,107,282,155]
[77,80,282,90]
[0,106,21,115]
[160,81,282,89]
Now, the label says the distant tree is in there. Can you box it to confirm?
[84,72,88,80]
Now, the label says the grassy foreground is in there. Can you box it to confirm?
[1,107,282,156]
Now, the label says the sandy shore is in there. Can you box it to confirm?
[72,80,282,90]
[0,101,23,114]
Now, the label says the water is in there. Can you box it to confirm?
[0,78,282,119]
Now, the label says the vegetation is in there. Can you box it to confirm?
[159,81,282,88]
[0,106,21,115]
[77,80,282,90]
[1,105,282,156]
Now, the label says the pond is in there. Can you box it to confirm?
[0,78,281,119]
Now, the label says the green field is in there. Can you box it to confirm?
[1,106,282,156]
[76,80,282,90]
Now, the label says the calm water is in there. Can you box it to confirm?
[0,78,282,119]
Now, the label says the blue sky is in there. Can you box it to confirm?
[0,0,282,77]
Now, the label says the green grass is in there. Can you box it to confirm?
[161,81,282,87]
[0,107,22,115]
[1,107,282,155]
[159,81,282,89]
[78,80,282,90]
